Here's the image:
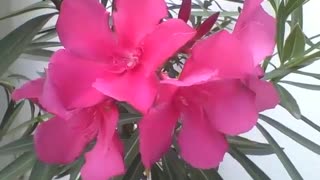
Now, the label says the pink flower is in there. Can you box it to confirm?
[49,0,195,114]
[13,78,125,180]
[139,0,279,169]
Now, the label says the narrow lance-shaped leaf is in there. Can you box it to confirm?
[162,149,188,180]
[259,114,320,155]
[285,0,305,17]
[276,1,286,62]
[294,71,320,80]
[29,160,59,180]
[0,13,55,77]
[0,101,25,140]
[256,123,303,180]
[0,152,36,180]
[122,155,145,180]
[290,4,303,29]
[0,136,33,156]
[229,146,271,180]
[0,1,55,21]
[282,24,305,62]
[280,80,320,91]
[188,167,222,180]
[300,115,320,133]
[275,84,301,119]
[227,136,275,156]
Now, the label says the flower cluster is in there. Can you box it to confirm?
[13,0,279,179]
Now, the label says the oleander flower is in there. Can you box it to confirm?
[139,0,279,169]
[49,0,195,114]
[13,77,125,180]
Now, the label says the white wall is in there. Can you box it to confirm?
[1,0,320,179]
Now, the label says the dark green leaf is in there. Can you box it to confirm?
[118,113,141,126]
[33,30,57,42]
[290,3,303,29]
[27,41,61,51]
[122,155,145,180]
[286,51,320,68]
[0,152,36,180]
[69,158,84,180]
[0,2,55,21]
[24,49,54,58]
[280,80,320,91]
[0,13,55,76]
[229,146,270,180]
[300,115,320,132]
[259,114,320,155]
[188,168,222,180]
[0,101,25,139]
[283,24,305,62]
[294,71,320,80]
[285,0,305,17]
[275,84,301,119]
[0,136,33,155]
[256,123,303,180]
[162,149,188,180]
[123,132,139,167]
[29,160,58,180]
[227,136,275,156]
[276,1,286,61]
[151,164,167,180]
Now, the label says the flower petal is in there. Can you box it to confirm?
[234,0,276,65]
[140,19,195,75]
[113,0,167,47]
[93,70,158,114]
[12,78,44,101]
[81,106,125,180]
[185,30,254,79]
[247,77,279,112]
[139,103,179,168]
[81,134,124,180]
[178,105,228,169]
[35,110,98,164]
[48,49,106,110]
[203,80,258,135]
[57,0,115,60]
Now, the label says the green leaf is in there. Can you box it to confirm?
[0,13,55,77]
[280,80,320,91]
[229,146,270,180]
[27,41,61,51]
[227,136,275,156]
[285,0,305,17]
[294,71,320,80]
[259,114,320,155]
[0,1,55,21]
[0,152,36,180]
[162,149,188,180]
[123,132,139,167]
[122,155,145,180]
[256,123,303,180]
[33,30,57,42]
[287,50,320,68]
[276,1,286,61]
[0,136,33,155]
[151,164,167,180]
[290,3,303,29]
[118,113,141,126]
[188,168,222,180]
[275,84,301,119]
[69,158,84,180]
[29,160,58,180]
[0,101,25,139]
[282,24,305,62]
[300,115,320,132]
[24,49,54,58]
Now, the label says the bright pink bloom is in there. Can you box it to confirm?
[50,0,195,113]
[13,78,125,180]
[139,0,279,169]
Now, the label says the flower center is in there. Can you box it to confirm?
[112,48,142,71]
